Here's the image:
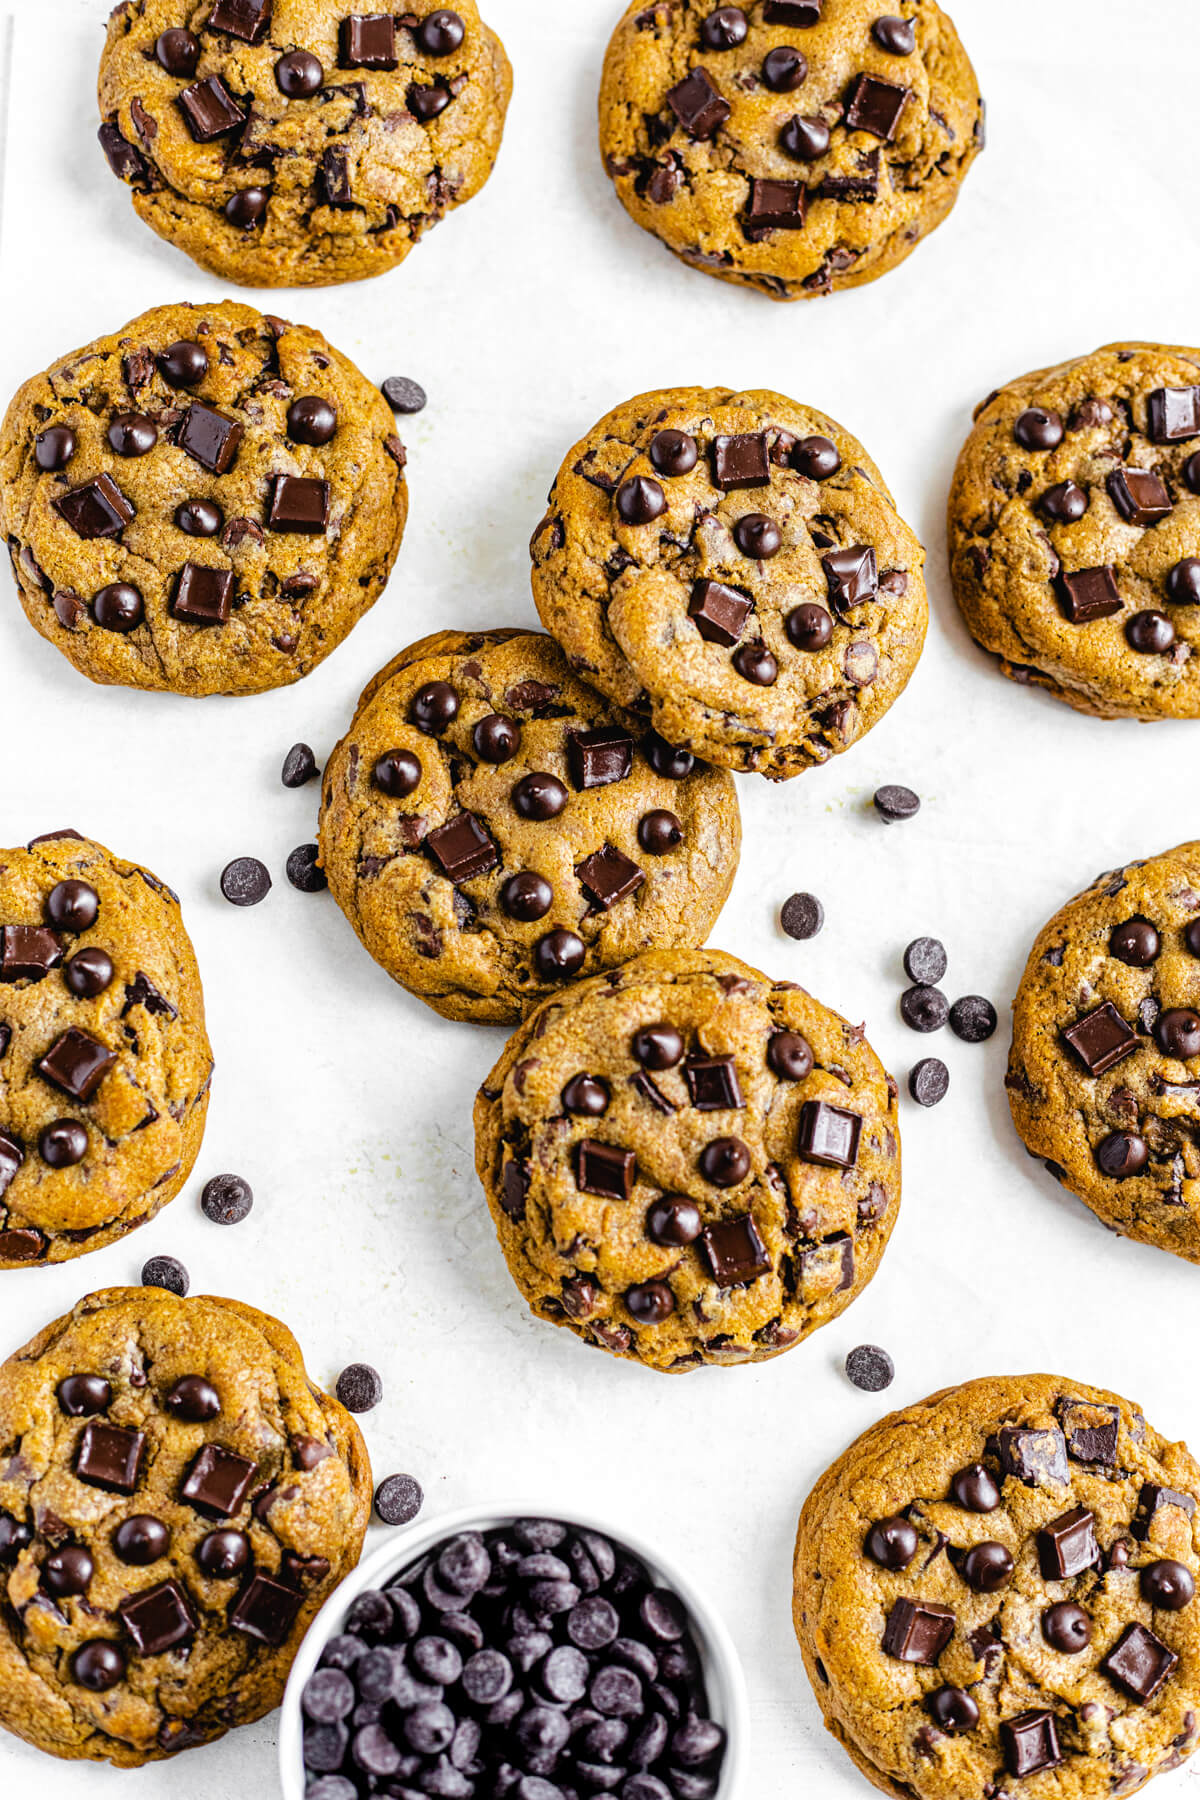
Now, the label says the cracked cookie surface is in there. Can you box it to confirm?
[318,629,741,1024]
[0,1286,370,1765]
[794,1374,1200,1800]
[0,831,211,1271]
[1007,844,1200,1265]
[948,343,1200,719]
[531,386,927,777]
[598,0,982,301]
[0,300,407,697]
[98,0,511,288]
[474,947,900,1371]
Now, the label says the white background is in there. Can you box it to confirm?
[2,2,1200,1794]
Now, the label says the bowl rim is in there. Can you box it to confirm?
[278,1499,749,1799]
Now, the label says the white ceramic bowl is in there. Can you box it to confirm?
[279,1502,748,1799]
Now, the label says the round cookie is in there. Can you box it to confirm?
[474,947,900,1371]
[0,831,211,1271]
[948,343,1200,719]
[1007,843,1200,1264]
[0,300,408,697]
[793,1374,1200,1800]
[319,629,742,1024]
[97,0,511,288]
[598,0,983,302]
[0,1286,370,1764]
[530,387,927,776]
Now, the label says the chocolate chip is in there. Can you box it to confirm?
[375,1474,424,1526]
[276,48,324,95]
[221,857,272,907]
[733,641,778,684]
[568,726,633,790]
[225,185,269,227]
[285,397,337,448]
[865,1516,917,1569]
[90,581,144,633]
[38,1119,87,1168]
[1111,918,1160,965]
[160,339,209,390]
[950,1463,1000,1511]
[1039,480,1088,524]
[201,1172,253,1225]
[1057,565,1122,623]
[58,1374,111,1416]
[1096,1129,1149,1180]
[34,424,77,471]
[643,733,695,779]
[688,579,750,646]
[685,1055,743,1111]
[1184,452,1200,494]
[698,1136,751,1186]
[792,435,841,480]
[473,713,521,764]
[374,749,422,797]
[908,1058,949,1107]
[142,1254,189,1296]
[632,1024,683,1071]
[417,9,466,54]
[165,1376,220,1423]
[114,1514,169,1564]
[107,411,158,458]
[563,1074,610,1116]
[768,1031,813,1081]
[175,498,223,537]
[1141,1560,1195,1610]
[763,46,808,91]
[284,843,326,894]
[873,783,921,823]
[1101,1623,1178,1703]
[780,114,831,160]
[639,810,683,855]
[513,772,568,820]
[340,13,397,68]
[785,602,834,651]
[381,376,427,414]
[927,1687,978,1733]
[55,474,135,540]
[649,430,698,476]
[700,7,748,49]
[534,929,585,980]
[407,681,458,735]
[646,1197,702,1246]
[64,948,114,998]
[949,995,997,1043]
[666,67,730,139]
[1158,1007,1200,1058]
[71,1641,127,1692]
[845,1344,893,1391]
[963,1542,1014,1592]
[626,1281,676,1324]
[881,1598,955,1665]
[617,476,666,525]
[733,513,782,558]
[873,14,916,53]
[1165,557,1200,606]
[780,892,823,940]
[36,879,93,932]
[280,743,318,790]
[502,873,553,921]
[900,985,948,1033]
[1127,610,1176,654]
[1014,407,1064,450]
[156,26,200,75]
[195,1528,251,1578]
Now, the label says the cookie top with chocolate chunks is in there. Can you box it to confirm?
[0,301,407,697]
[0,1286,370,1765]
[598,0,982,302]
[318,630,741,1024]
[948,343,1200,719]
[1008,843,1200,1265]
[0,832,211,1271]
[474,947,900,1371]
[97,0,511,287]
[794,1374,1200,1800]
[531,387,927,777]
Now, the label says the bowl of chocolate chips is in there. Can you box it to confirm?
[279,1505,746,1800]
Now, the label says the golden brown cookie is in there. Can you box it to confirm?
[474,947,900,1371]
[0,1286,370,1765]
[1007,844,1200,1264]
[794,1374,1200,1800]
[0,300,408,697]
[948,343,1200,719]
[598,0,982,301]
[0,831,211,1271]
[530,387,927,777]
[97,1,511,288]
[318,630,741,1024]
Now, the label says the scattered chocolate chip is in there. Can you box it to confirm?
[375,1474,424,1526]
[780,892,823,940]
[336,1363,383,1414]
[1111,918,1160,966]
[225,186,269,227]
[381,376,427,414]
[417,9,466,54]
[908,1058,949,1107]
[64,948,114,998]
[1096,1131,1148,1179]
[873,14,915,52]
[1167,557,1200,604]
[649,430,698,477]
[166,1376,220,1423]
[698,1136,751,1186]
[1039,480,1088,524]
[71,1640,127,1692]
[38,878,95,930]
[34,424,77,471]
[108,412,158,458]
[734,512,783,558]
[411,681,459,734]
[220,857,272,907]
[646,1197,702,1246]
[200,1172,254,1228]
[873,784,919,822]
[196,1528,251,1578]
[141,1254,188,1296]
[1158,1007,1200,1058]
[39,1119,87,1168]
[643,732,695,779]
[845,1344,893,1391]
[626,1280,676,1324]
[282,743,319,788]
[92,581,144,633]
[733,641,778,684]
[904,937,947,985]
[617,476,666,525]
[901,985,948,1033]
[287,844,327,893]
[780,113,831,160]
[949,995,997,1043]
[58,1374,112,1416]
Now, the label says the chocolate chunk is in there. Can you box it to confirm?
[1132,1483,1196,1540]
[375,1474,424,1526]
[231,1572,303,1644]
[712,433,770,491]
[210,0,272,41]
[576,846,644,910]
[568,727,633,790]
[321,146,355,207]
[1062,1001,1138,1075]
[267,475,330,534]
[426,814,498,883]
[745,179,807,231]
[98,119,151,185]
[1056,1397,1119,1466]
[171,563,234,626]
[798,1099,861,1168]
[1102,1623,1178,1703]
[1001,1712,1062,1777]
[177,402,244,475]
[845,73,908,140]
[1108,467,1172,526]
[997,1424,1068,1488]
[1,925,63,983]
[874,784,920,822]
[684,1056,743,1110]
[36,1027,115,1102]
[823,545,877,613]
[576,1140,635,1200]
[501,1157,529,1220]
[689,580,750,646]
[845,1344,894,1390]
[949,995,997,1043]
[764,0,822,20]
[382,376,427,414]
[179,75,245,141]
[700,1215,770,1285]
[119,1579,198,1655]
[1147,385,1200,443]
[881,1598,955,1665]
[665,67,730,139]
[908,1058,949,1107]
[340,14,397,69]
[181,1444,257,1517]
[1057,566,1122,623]
[1038,1506,1099,1580]
[53,473,134,540]
[76,1421,146,1494]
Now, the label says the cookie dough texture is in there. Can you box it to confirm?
[599,0,982,301]
[0,1287,370,1764]
[0,832,211,1271]
[475,948,900,1371]
[98,0,511,288]
[794,1374,1200,1800]
[319,630,741,1023]
[0,300,407,697]
[948,343,1200,719]
[531,387,927,777]
[1008,844,1200,1265]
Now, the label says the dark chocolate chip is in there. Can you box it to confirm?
[288,396,337,447]
[563,1074,610,1117]
[210,0,271,42]
[626,1281,676,1324]
[780,113,830,160]
[1110,918,1160,966]
[175,498,222,537]
[1039,480,1088,524]
[700,7,748,50]
[108,412,158,457]
[374,749,422,797]
[267,474,329,534]
[276,49,324,95]
[780,892,823,940]
[844,1344,893,1391]
[220,857,272,907]
[36,1027,115,1101]
[698,1136,751,1187]
[568,726,633,790]
[64,948,114,998]
[196,1528,251,1578]
[114,1515,169,1565]
[225,187,269,227]
[1126,610,1176,654]
[35,424,77,471]
[1042,1601,1091,1653]
[166,1375,220,1422]
[904,937,947,984]
[639,810,683,855]
[785,602,834,650]
[92,581,144,632]
[230,1572,303,1645]
[1141,1560,1195,1611]
[58,1374,112,1416]
[873,784,919,822]
[576,845,644,910]
[201,1172,253,1225]
[949,995,997,1043]
[643,733,695,779]
[617,476,666,525]
[141,1254,189,1296]
[71,1640,127,1691]
[502,872,553,922]
[534,929,585,980]
[632,1024,683,1070]
[900,985,948,1033]
[646,1197,702,1246]
[963,1541,1014,1592]
[336,1363,383,1413]
[75,1421,146,1494]
[865,1515,917,1570]
[1147,385,1200,443]
[1167,558,1200,604]
[39,1119,87,1168]
[1158,1007,1200,1058]
[732,641,778,685]
[416,9,466,55]
[513,772,568,820]
[768,1030,813,1080]
[1014,407,1064,451]
[375,1474,424,1526]
[744,178,807,231]
[340,13,397,69]
[649,430,698,477]
[156,27,200,75]
[872,15,916,53]
[908,1058,949,1107]
[381,376,427,414]
[282,742,318,789]
[55,474,135,540]
[950,1463,1000,1512]
[474,713,521,764]
[927,1686,978,1733]
[763,46,807,91]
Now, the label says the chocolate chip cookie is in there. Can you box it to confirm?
[0,831,211,1271]
[598,0,983,301]
[0,300,408,698]
[97,1,511,288]
[794,1374,1200,1800]
[948,343,1200,719]
[318,630,742,1024]
[530,387,927,778]
[474,947,900,1371]
[0,1285,370,1764]
[1007,844,1200,1265]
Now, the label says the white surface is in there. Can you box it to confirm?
[1,1,1199,1794]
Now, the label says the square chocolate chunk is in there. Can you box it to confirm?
[210,0,272,42]
[712,433,770,491]
[575,1139,635,1201]
[230,1572,303,1645]
[1001,1712,1062,1778]
[689,580,751,646]
[1132,1482,1197,1541]
[1056,566,1122,624]
[795,1234,854,1300]
[881,1598,955,1665]
[119,1579,198,1655]
[745,179,807,232]
[177,403,244,475]
[321,146,355,208]
[53,473,135,540]
[1107,468,1173,526]
[501,1155,529,1221]
[631,1070,676,1114]
[267,475,330,534]
[426,813,498,883]
[567,727,633,791]
[685,1056,743,1111]
[1101,1623,1178,1703]
[75,1421,146,1494]
[181,1444,257,1517]
[1056,1396,1120,1466]
[1038,1506,1099,1580]
[1147,385,1200,443]
[823,545,878,613]
[0,1131,24,1198]
[36,1027,116,1102]
[1062,1001,1138,1076]
[701,1215,771,1286]
[340,14,397,69]
[764,0,822,19]
[798,1099,861,1169]
[845,73,909,141]
[171,564,234,627]
[179,75,246,143]
[1,925,63,983]
[575,845,644,911]
[997,1424,1068,1488]
[666,67,730,140]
